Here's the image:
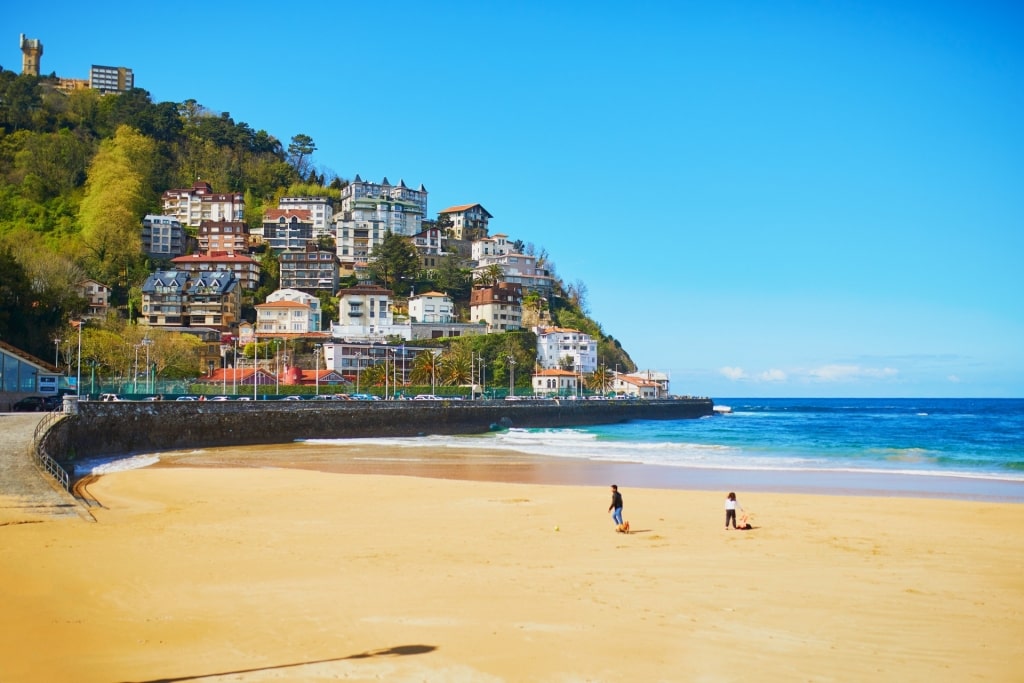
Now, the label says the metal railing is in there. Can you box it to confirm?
[32,408,71,492]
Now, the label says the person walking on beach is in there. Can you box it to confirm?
[609,485,623,527]
[725,492,744,529]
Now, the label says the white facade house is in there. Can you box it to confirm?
[535,326,598,373]
[341,176,427,215]
[531,368,580,396]
[471,233,511,262]
[257,288,323,333]
[331,284,411,341]
[279,196,334,239]
[334,196,425,272]
[470,283,522,332]
[161,181,244,228]
[473,252,555,297]
[408,291,455,324]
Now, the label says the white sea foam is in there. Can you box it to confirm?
[74,453,161,477]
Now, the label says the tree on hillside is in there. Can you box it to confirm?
[77,125,158,285]
[369,231,419,293]
[287,134,316,178]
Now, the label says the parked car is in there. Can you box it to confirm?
[208,396,231,401]
[279,395,304,401]
[175,396,198,401]
[99,393,121,402]
[11,395,60,412]
[413,394,442,400]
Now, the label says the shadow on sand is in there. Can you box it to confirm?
[120,644,437,683]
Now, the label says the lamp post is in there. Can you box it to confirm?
[314,344,322,396]
[253,343,259,401]
[75,320,84,398]
[133,344,141,393]
[507,355,516,398]
[53,337,62,369]
[220,342,230,394]
[274,340,281,394]
[479,353,485,399]
[142,338,153,394]
[356,352,363,394]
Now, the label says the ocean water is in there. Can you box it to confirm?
[76,398,1024,501]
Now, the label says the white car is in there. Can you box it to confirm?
[413,394,442,400]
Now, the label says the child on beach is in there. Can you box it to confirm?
[725,492,744,530]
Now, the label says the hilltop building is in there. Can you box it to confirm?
[19,34,42,76]
[89,65,134,94]
[197,221,249,255]
[438,203,492,240]
[170,252,260,290]
[256,288,322,335]
[331,284,411,342]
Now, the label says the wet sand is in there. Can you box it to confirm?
[1,444,1022,682]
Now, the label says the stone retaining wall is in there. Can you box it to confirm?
[42,399,713,467]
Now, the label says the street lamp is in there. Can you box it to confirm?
[355,352,363,394]
[75,320,84,398]
[507,355,516,398]
[253,342,259,401]
[133,343,141,393]
[53,337,62,369]
[142,338,153,394]
[314,344,322,396]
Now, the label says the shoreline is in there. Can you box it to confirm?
[102,440,1024,503]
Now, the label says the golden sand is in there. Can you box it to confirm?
[1,455,1022,682]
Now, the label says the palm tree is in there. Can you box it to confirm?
[474,263,505,287]
[360,363,386,387]
[439,346,472,386]
[587,366,611,394]
[410,350,440,387]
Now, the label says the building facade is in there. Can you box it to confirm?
[185,271,240,331]
[531,368,580,396]
[262,288,323,333]
[197,221,250,255]
[469,282,522,332]
[408,291,455,324]
[331,284,411,341]
[278,244,338,293]
[161,181,245,228]
[142,215,188,259]
[19,34,42,76]
[340,176,428,216]
[170,252,261,290]
[279,196,334,239]
[535,326,598,373]
[89,65,134,94]
[78,279,111,320]
[473,252,555,297]
[262,209,314,251]
[438,203,492,240]
[334,195,425,272]
[471,233,511,262]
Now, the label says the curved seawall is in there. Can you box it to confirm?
[42,398,713,466]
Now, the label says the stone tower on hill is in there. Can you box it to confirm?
[19,34,43,76]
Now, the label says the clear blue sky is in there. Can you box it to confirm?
[10,1,1024,398]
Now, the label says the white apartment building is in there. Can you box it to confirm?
[256,294,321,336]
[471,233,511,262]
[438,203,492,240]
[162,181,244,228]
[341,176,427,215]
[408,291,455,324]
[330,284,411,342]
[266,288,322,332]
[78,279,110,319]
[334,195,424,271]
[535,326,598,373]
[473,252,555,297]
[279,196,334,239]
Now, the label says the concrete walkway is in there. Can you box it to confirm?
[0,413,84,520]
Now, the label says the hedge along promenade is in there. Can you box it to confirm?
[41,398,713,468]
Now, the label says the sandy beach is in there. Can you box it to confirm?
[2,447,1023,682]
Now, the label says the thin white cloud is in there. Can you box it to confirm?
[807,364,898,382]
[759,369,787,382]
[947,374,961,383]
[720,366,747,381]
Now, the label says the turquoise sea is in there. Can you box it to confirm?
[77,398,1024,502]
